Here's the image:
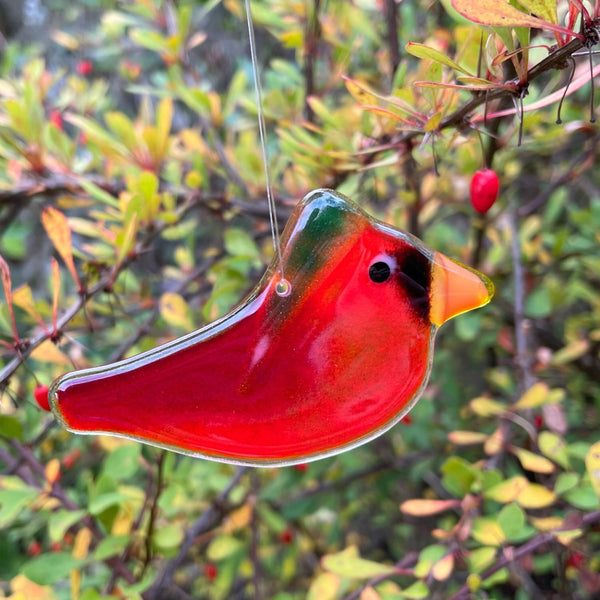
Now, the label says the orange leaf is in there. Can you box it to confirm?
[432,552,455,581]
[400,498,460,516]
[448,430,488,445]
[41,207,83,293]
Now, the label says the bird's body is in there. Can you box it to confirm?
[50,190,493,466]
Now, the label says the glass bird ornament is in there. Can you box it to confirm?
[49,190,494,466]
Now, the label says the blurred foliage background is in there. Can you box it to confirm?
[0,0,600,599]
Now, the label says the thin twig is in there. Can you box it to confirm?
[384,0,400,79]
[303,0,321,123]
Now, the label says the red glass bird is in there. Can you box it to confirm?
[49,190,493,466]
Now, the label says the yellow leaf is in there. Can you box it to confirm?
[159,292,194,331]
[448,431,487,445]
[529,516,563,531]
[400,498,460,516]
[50,30,79,50]
[471,517,505,546]
[470,397,506,417]
[73,527,93,560]
[112,504,134,536]
[484,427,505,455]
[156,97,173,159]
[45,458,61,485]
[343,76,379,107]
[12,285,44,325]
[513,382,550,410]
[538,431,570,469]
[9,574,57,600]
[484,476,528,503]
[116,214,138,267]
[307,573,340,600]
[516,0,557,24]
[29,340,71,365]
[516,483,556,509]
[510,446,555,474]
[98,436,134,452]
[550,339,590,365]
[360,586,382,600]
[585,441,600,498]
[432,553,454,581]
[41,207,82,292]
[223,503,253,533]
[424,111,443,132]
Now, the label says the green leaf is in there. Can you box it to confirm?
[103,444,141,481]
[497,503,526,541]
[0,488,38,527]
[525,286,552,318]
[94,534,132,560]
[322,546,396,579]
[23,552,85,585]
[564,484,600,510]
[401,581,430,599]
[467,547,497,573]
[554,472,579,496]
[224,228,261,260]
[515,0,557,24]
[49,509,87,542]
[154,523,184,550]
[441,456,476,496]
[89,491,127,515]
[405,42,472,75]
[0,415,22,440]
[207,535,244,561]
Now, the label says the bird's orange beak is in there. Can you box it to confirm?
[430,253,494,327]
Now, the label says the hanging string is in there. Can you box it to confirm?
[243,0,290,297]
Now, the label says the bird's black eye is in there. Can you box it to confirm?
[369,261,391,283]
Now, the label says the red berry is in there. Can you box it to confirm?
[533,414,543,429]
[33,385,51,412]
[76,60,94,76]
[62,449,81,469]
[49,110,63,131]
[204,563,218,580]
[402,415,412,425]
[470,169,499,214]
[567,551,584,569]
[50,541,62,552]
[28,541,42,556]
[279,527,294,544]
[294,463,308,473]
